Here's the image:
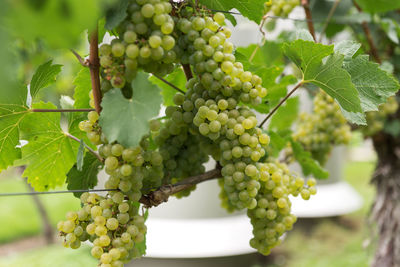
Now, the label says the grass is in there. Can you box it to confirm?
[0,161,377,267]
[0,170,81,243]
[0,244,96,267]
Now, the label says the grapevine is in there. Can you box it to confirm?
[1,0,399,266]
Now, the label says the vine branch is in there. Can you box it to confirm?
[259,81,303,127]
[182,64,193,80]
[301,0,316,42]
[65,133,104,163]
[88,28,102,113]
[153,74,185,94]
[353,1,382,64]
[140,168,221,208]
[31,108,95,113]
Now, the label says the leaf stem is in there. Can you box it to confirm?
[301,0,317,42]
[353,1,382,64]
[182,64,193,81]
[140,168,221,208]
[70,49,89,67]
[65,133,104,163]
[31,109,95,113]
[88,27,103,113]
[153,74,185,94]
[318,0,342,43]
[259,81,303,127]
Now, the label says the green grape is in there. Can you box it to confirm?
[292,91,351,164]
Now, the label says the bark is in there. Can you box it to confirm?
[370,127,400,267]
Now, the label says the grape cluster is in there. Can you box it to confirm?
[58,192,146,266]
[362,96,399,137]
[61,3,316,261]
[99,0,176,90]
[264,0,299,17]
[248,160,316,254]
[292,91,351,164]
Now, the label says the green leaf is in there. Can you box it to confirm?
[283,39,363,117]
[380,18,399,44]
[0,83,29,170]
[340,109,367,125]
[100,72,162,148]
[66,153,101,198]
[8,0,99,48]
[30,60,62,99]
[295,29,314,42]
[267,75,298,105]
[105,0,130,30]
[267,130,290,157]
[334,40,361,60]
[17,102,80,191]
[77,140,85,171]
[199,0,265,25]
[269,97,299,131]
[343,55,400,112]
[149,69,186,106]
[290,140,329,179]
[73,68,92,109]
[236,41,285,68]
[0,104,30,170]
[354,0,400,13]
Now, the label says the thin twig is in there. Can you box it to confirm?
[301,0,317,42]
[319,0,342,43]
[353,1,382,63]
[70,49,89,67]
[259,81,303,127]
[31,109,95,113]
[140,168,221,208]
[182,64,193,80]
[88,28,103,113]
[65,133,104,163]
[153,74,185,94]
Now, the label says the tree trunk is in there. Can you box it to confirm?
[371,131,400,267]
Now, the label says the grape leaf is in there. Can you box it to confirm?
[30,60,62,99]
[73,68,92,109]
[334,40,361,60]
[380,18,399,44]
[199,0,265,25]
[0,104,29,170]
[67,153,102,198]
[354,0,400,13]
[236,41,285,68]
[283,40,363,120]
[105,0,130,30]
[269,97,299,132]
[100,72,162,148]
[149,68,187,106]
[267,130,290,157]
[17,102,80,191]
[343,55,400,112]
[290,140,329,179]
